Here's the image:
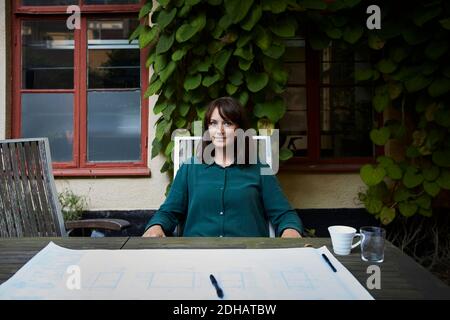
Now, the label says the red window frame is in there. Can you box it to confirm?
[11,0,150,177]
[280,42,383,173]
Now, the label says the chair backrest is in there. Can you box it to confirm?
[0,138,66,237]
[173,135,276,237]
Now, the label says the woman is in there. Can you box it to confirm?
[143,97,303,238]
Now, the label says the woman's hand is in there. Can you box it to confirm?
[142,225,166,238]
[281,228,302,238]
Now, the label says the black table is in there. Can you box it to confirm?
[1,237,449,300]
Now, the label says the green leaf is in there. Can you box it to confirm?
[255,26,272,51]
[156,33,174,54]
[343,26,363,44]
[425,40,449,60]
[224,0,254,24]
[272,68,289,85]
[423,181,441,197]
[439,18,450,30]
[386,164,402,180]
[398,201,418,217]
[154,54,167,73]
[237,33,253,48]
[402,27,428,45]
[279,148,293,161]
[176,13,206,43]
[262,0,287,13]
[213,49,232,74]
[254,98,286,123]
[360,164,386,186]
[156,120,169,141]
[246,72,269,93]
[372,86,390,112]
[368,34,384,50]
[202,73,220,87]
[226,83,238,95]
[390,46,408,63]
[196,57,212,72]
[370,127,390,145]
[156,7,177,29]
[388,82,403,100]
[413,6,441,26]
[419,208,432,217]
[377,156,394,168]
[325,27,342,40]
[376,59,397,74]
[151,139,162,159]
[432,149,450,167]
[162,103,176,120]
[415,194,431,210]
[184,74,202,90]
[229,70,243,86]
[139,26,159,49]
[234,46,254,60]
[269,17,297,38]
[355,68,373,81]
[241,5,262,31]
[428,78,450,97]
[144,79,162,97]
[423,166,440,181]
[179,102,190,117]
[175,117,186,128]
[139,1,153,19]
[394,187,412,202]
[262,42,285,59]
[129,24,143,43]
[364,197,383,214]
[172,48,187,61]
[403,167,424,188]
[380,206,396,225]
[437,170,450,189]
[405,75,432,93]
[153,100,167,114]
[435,109,450,128]
[159,61,176,83]
[239,58,252,71]
[238,91,249,107]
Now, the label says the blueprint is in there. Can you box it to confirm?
[0,242,373,300]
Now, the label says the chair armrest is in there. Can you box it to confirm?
[65,219,131,231]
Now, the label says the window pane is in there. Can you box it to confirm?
[87,91,141,162]
[22,21,74,89]
[21,93,74,162]
[22,0,77,5]
[88,19,140,89]
[321,62,371,85]
[279,87,308,157]
[84,0,139,4]
[320,87,373,158]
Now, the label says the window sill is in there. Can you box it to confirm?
[53,167,151,178]
[279,159,376,173]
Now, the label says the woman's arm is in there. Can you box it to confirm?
[142,163,189,237]
[260,167,304,238]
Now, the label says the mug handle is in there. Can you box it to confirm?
[351,233,362,249]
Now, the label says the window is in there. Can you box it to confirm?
[279,37,379,171]
[12,0,149,176]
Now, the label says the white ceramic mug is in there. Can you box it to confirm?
[328,225,362,255]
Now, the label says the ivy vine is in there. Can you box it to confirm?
[132,0,450,223]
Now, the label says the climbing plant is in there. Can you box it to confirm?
[132,0,450,223]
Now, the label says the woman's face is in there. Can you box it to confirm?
[208,107,237,149]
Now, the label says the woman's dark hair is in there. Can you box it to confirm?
[197,97,253,165]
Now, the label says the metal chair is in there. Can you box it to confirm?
[0,138,130,237]
[173,135,276,237]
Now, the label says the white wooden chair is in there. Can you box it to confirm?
[173,135,276,237]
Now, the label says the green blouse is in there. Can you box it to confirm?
[146,158,304,237]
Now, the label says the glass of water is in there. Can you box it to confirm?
[360,226,386,263]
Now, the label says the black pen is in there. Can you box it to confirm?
[209,274,224,299]
[321,253,337,272]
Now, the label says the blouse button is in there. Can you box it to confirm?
[219,211,223,215]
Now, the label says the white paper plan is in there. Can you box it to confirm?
[0,242,373,300]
